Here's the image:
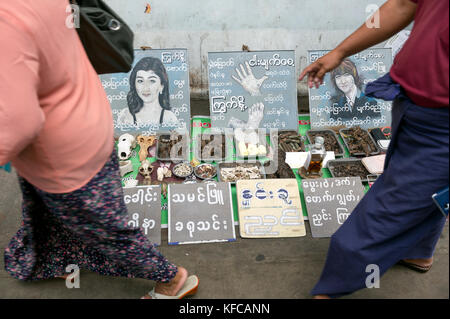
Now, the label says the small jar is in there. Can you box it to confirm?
[307,136,326,174]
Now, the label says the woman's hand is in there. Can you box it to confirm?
[299,50,345,89]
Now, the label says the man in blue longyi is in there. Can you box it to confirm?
[300,0,449,298]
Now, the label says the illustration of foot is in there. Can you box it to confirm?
[247,102,265,129]
[228,102,265,130]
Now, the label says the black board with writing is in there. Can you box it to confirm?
[123,186,162,245]
[308,48,393,130]
[208,51,299,131]
[168,182,236,245]
[302,177,365,238]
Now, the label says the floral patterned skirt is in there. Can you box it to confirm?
[4,150,177,283]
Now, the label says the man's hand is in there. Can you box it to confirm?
[299,50,345,89]
[298,0,417,89]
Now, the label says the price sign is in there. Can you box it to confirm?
[236,179,306,238]
[168,182,236,245]
[123,186,162,245]
[302,177,365,238]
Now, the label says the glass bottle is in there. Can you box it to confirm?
[307,136,326,174]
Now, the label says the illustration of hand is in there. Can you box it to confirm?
[232,62,268,96]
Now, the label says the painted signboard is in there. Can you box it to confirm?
[208,50,299,132]
[308,48,393,130]
[100,49,191,136]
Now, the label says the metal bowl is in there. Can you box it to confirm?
[172,162,194,179]
[194,163,218,180]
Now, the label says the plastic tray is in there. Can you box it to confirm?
[217,162,266,184]
[306,129,345,157]
[271,130,305,153]
[326,158,372,183]
[193,133,228,162]
[339,128,380,157]
[156,132,190,162]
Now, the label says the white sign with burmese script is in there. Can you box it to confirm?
[237,179,306,238]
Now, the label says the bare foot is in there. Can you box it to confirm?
[142,266,189,299]
[314,295,331,299]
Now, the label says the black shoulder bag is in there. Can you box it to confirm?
[70,0,134,74]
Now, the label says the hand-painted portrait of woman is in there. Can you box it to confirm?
[329,58,380,121]
[118,57,178,126]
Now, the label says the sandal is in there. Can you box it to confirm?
[143,275,199,299]
[397,260,432,273]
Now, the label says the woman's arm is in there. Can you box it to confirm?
[299,0,417,88]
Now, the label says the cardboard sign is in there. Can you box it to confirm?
[302,177,365,238]
[123,186,162,245]
[100,49,191,136]
[168,182,236,245]
[208,50,298,131]
[236,179,306,238]
[308,48,393,130]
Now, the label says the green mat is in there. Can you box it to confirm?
[120,115,368,225]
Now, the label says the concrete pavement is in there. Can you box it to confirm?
[0,99,448,299]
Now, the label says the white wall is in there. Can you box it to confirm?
[104,0,392,97]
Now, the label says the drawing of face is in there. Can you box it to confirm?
[136,70,163,104]
[335,73,356,95]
